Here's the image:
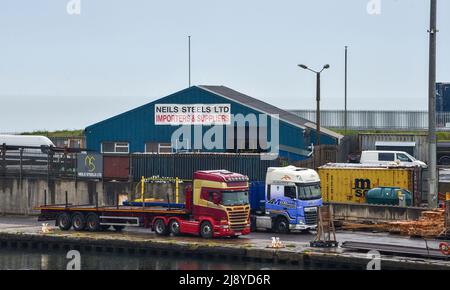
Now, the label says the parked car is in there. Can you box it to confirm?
[365,187,412,206]
[359,150,427,168]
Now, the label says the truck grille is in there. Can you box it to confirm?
[304,207,318,225]
[226,206,249,232]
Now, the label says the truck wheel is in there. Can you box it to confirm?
[200,221,213,239]
[113,225,124,232]
[72,213,86,231]
[86,213,100,232]
[169,220,181,236]
[57,212,72,231]
[154,219,169,236]
[273,217,290,234]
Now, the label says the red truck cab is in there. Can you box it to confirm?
[185,170,251,237]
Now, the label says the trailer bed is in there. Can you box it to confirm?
[36,204,188,215]
[36,204,192,232]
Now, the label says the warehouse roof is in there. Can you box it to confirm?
[198,85,342,140]
[86,85,343,141]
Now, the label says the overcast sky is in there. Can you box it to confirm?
[1,0,449,132]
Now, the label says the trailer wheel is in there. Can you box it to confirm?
[113,225,124,232]
[86,213,100,232]
[154,219,169,236]
[273,217,290,234]
[169,219,181,236]
[200,221,213,239]
[72,213,86,231]
[57,212,72,231]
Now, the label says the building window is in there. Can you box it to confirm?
[101,142,129,153]
[145,142,172,153]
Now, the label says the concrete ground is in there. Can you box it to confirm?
[0,215,442,249]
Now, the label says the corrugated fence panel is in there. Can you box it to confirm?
[103,155,130,180]
[131,153,282,181]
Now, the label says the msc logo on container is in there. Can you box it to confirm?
[353,179,371,198]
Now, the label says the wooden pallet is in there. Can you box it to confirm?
[385,209,446,238]
[341,209,447,238]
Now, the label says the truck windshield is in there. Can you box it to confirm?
[221,191,249,206]
[296,183,322,200]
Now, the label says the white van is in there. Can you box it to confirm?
[360,150,427,168]
[0,135,55,154]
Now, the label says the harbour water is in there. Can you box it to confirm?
[0,248,307,270]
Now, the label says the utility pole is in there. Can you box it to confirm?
[316,72,321,146]
[188,35,191,87]
[344,46,348,133]
[428,0,438,208]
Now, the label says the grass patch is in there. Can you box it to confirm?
[20,129,84,137]
[437,132,450,141]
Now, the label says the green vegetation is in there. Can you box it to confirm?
[18,129,450,141]
[20,129,84,137]
[437,132,450,141]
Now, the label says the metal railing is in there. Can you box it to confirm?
[0,145,80,178]
[290,110,450,131]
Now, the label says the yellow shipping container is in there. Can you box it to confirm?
[319,166,414,203]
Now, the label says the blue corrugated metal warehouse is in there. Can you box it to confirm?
[85,85,342,161]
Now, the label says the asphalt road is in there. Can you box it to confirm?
[0,215,442,251]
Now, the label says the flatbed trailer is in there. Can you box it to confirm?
[37,204,191,233]
[36,170,252,238]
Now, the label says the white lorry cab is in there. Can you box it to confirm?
[360,150,427,168]
[250,166,323,233]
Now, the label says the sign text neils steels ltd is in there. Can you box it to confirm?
[155,104,231,125]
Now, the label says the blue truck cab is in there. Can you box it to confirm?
[250,166,322,233]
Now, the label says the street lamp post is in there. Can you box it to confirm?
[298,64,330,147]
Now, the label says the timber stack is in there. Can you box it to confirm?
[386,210,446,238]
